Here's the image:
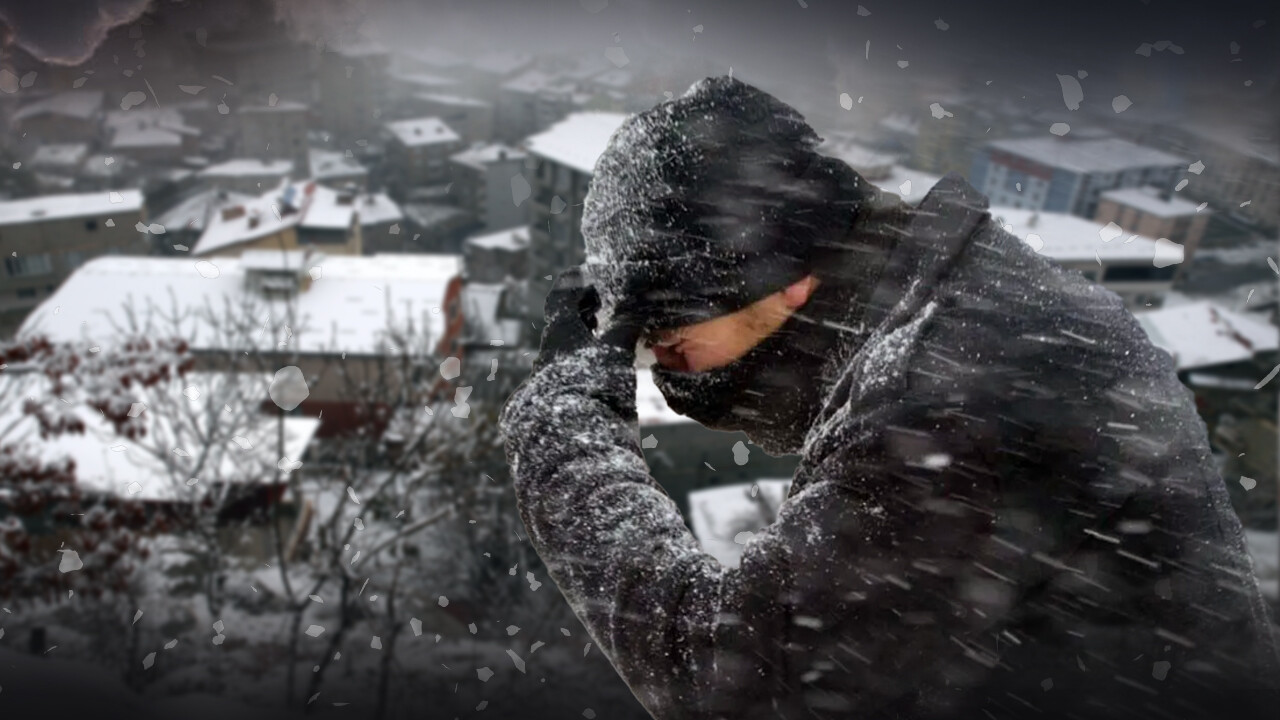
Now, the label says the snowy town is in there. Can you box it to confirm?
[0,2,1277,719]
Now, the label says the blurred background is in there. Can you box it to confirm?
[0,1,1275,718]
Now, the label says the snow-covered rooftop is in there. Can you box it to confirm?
[501,69,568,95]
[1134,300,1278,371]
[14,90,104,120]
[0,189,144,226]
[111,125,183,149]
[200,158,294,177]
[152,188,256,234]
[871,166,943,205]
[878,113,920,136]
[1100,186,1203,218]
[0,371,319,502]
[309,148,368,181]
[450,143,526,170]
[824,141,898,175]
[988,205,1165,264]
[385,117,461,147]
[415,93,491,108]
[356,193,403,226]
[388,71,459,90]
[30,143,89,167]
[239,101,309,113]
[986,137,1186,174]
[525,112,629,175]
[466,226,529,251]
[194,181,302,254]
[20,253,464,357]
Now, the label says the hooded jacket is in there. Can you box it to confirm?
[499,174,1280,720]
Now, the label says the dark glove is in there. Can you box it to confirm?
[532,266,643,375]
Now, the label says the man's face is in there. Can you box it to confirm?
[642,276,818,372]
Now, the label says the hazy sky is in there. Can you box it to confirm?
[0,0,1274,132]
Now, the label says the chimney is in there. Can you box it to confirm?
[247,210,261,229]
[1028,212,1039,228]
[498,149,507,160]
[1159,183,1173,202]
[221,205,246,221]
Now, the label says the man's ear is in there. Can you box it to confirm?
[781,275,819,309]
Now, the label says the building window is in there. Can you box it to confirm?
[1102,265,1178,282]
[4,253,53,277]
[85,219,98,231]
[16,287,36,299]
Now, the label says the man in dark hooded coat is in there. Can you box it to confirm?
[499,76,1280,720]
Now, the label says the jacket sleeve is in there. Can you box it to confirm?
[500,347,1007,720]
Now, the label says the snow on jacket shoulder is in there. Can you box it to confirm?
[500,174,1280,720]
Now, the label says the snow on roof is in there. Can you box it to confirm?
[470,50,534,76]
[450,143,526,170]
[988,205,1164,263]
[308,147,368,180]
[384,117,461,147]
[111,125,183,149]
[297,184,357,231]
[200,158,294,177]
[871,166,943,204]
[525,112,629,175]
[466,226,529,251]
[151,188,255,234]
[688,480,793,568]
[636,368,690,426]
[239,101,309,113]
[0,189,144,226]
[388,71,459,89]
[355,193,403,226]
[14,90,104,121]
[194,181,302,254]
[0,371,319,502]
[1100,186,1203,218]
[1134,300,1278,371]
[501,69,567,95]
[403,202,468,228]
[986,136,1186,174]
[415,92,491,108]
[460,282,523,346]
[824,141,898,174]
[20,253,464,357]
[30,143,89,167]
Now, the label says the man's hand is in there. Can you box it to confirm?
[533,266,642,374]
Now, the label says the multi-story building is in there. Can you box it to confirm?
[193,181,362,258]
[382,117,464,202]
[1095,186,1209,268]
[239,102,311,179]
[317,41,391,142]
[971,136,1186,219]
[0,189,146,330]
[449,143,528,232]
[520,112,628,336]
